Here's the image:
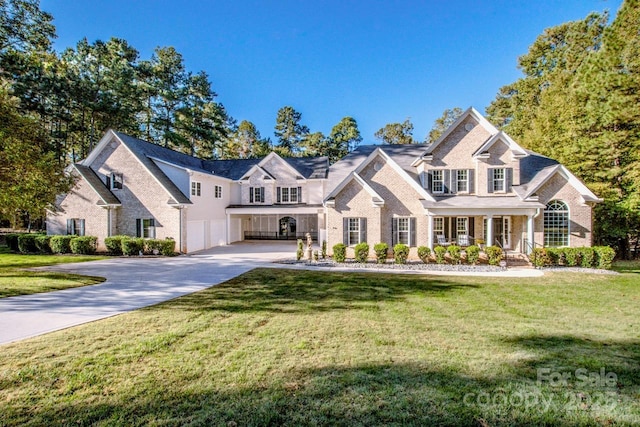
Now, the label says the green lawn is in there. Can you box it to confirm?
[1,267,639,426]
[0,247,106,298]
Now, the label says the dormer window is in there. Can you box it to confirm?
[456,170,468,193]
[492,168,505,192]
[432,170,444,193]
[191,181,201,197]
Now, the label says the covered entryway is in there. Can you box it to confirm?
[225,206,325,242]
[279,216,296,238]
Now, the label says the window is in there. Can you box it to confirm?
[544,200,569,247]
[136,218,156,239]
[108,173,123,190]
[432,170,444,193]
[457,169,468,192]
[393,217,417,246]
[281,187,289,202]
[290,187,298,203]
[456,217,468,236]
[215,185,223,199]
[191,181,201,197]
[348,218,360,246]
[66,218,85,236]
[492,168,505,192]
[344,217,367,245]
[277,186,302,203]
[249,186,264,203]
[433,217,444,236]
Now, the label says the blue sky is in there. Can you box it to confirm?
[41,0,622,144]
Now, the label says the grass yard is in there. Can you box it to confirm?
[1,267,639,426]
[0,247,106,298]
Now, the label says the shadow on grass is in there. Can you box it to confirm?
[8,347,639,426]
[164,268,479,313]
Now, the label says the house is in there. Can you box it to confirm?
[323,107,601,257]
[47,107,600,256]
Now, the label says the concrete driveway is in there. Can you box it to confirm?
[0,241,297,345]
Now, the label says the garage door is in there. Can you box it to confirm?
[186,220,205,252]
[210,219,226,246]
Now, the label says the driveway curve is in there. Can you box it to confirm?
[0,242,297,345]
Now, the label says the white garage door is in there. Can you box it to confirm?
[210,219,226,246]
[186,220,206,252]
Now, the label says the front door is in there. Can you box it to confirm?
[484,216,511,249]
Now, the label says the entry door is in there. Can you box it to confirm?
[484,217,511,249]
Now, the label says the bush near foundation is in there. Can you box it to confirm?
[447,245,461,264]
[354,242,369,263]
[434,246,447,264]
[333,243,346,263]
[374,243,388,264]
[104,235,126,255]
[594,246,615,270]
[466,245,480,265]
[35,235,52,253]
[417,246,431,264]
[393,244,409,264]
[160,238,176,256]
[70,236,98,255]
[579,247,595,268]
[17,234,40,253]
[485,246,503,266]
[121,237,145,256]
[50,235,74,254]
[563,247,580,267]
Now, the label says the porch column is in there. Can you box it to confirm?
[527,214,534,254]
[486,214,494,247]
[427,214,434,250]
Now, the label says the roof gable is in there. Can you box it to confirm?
[522,165,601,202]
[324,172,385,207]
[473,131,527,158]
[72,164,121,206]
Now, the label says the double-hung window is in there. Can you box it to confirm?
[432,170,444,193]
[456,217,468,236]
[493,168,505,192]
[66,218,85,236]
[249,186,265,203]
[456,169,468,193]
[277,186,302,203]
[344,217,366,246]
[393,217,416,246]
[191,181,201,197]
[136,218,156,238]
[215,185,223,199]
[107,173,123,190]
[348,218,360,246]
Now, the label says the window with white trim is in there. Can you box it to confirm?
[457,169,468,192]
[249,186,264,203]
[544,200,569,247]
[456,217,468,236]
[191,181,201,197]
[66,218,85,236]
[433,217,444,236]
[108,173,123,190]
[395,217,412,245]
[215,185,223,199]
[432,170,444,193]
[348,218,360,246]
[137,218,156,239]
[277,186,301,203]
[493,168,505,192]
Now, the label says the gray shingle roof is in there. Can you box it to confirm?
[73,164,121,205]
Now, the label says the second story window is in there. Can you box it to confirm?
[493,168,505,192]
[277,186,302,203]
[457,170,468,192]
[432,170,444,193]
[191,181,201,197]
[107,173,123,190]
[249,186,265,203]
[215,185,222,199]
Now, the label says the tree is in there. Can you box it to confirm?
[274,106,309,156]
[426,107,462,143]
[374,119,416,144]
[0,82,72,227]
[0,0,55,55]
[300,132,327,158]
[222,119,271,159]
[327,116,362,162]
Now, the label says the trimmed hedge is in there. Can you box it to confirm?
[374,243,389,264]
[485,246,503,266]
[50,235,74,254]
[393,243,409,264]
[70,236,98,255]
[563,247,580,267]
[466,245,480,265]
[579,247,595,268]
[121,237,145,256]
[447,244,461,264]
[18,234,40,253]
[333,243,346,263]
[35,235,52,253]
[104,235,126,255]
[594,246,615,270]
[417,246,431,264]
[354,242,369,263]
[528,246,615,270]
[434,246,447,264]
[160,239,176,256]
[5,233,21,252]
[529,248,548,268]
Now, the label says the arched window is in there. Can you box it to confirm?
[544,200,569,247]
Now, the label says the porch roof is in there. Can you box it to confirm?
[226,204,323,215]
[422,196,544,215]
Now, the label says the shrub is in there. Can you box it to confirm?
[434,246,447,264]
[160,238,176,256]
[563,247,580,267]
[333,243,346,263]
[5,233,21,252]
[296,239,304,261]
[121,237,145,256]
[313,250,319,261]
[545,248,561,265]
[70,236,98,255]
[50,235,74,254]
[594,246,615,270]
[447,244,461,264]
[374,242,389,264]
[393,244,409,264]
[35,235,52,253]
[529,247,548,268]
[354,242,369,263]
[104,235,125,255]
[417,246,431,264]
[144,239,164,255]
[18,234,39,253]
[579,247,595,268]
[466,245,480,265]
[321,240,327,259]
[485,245,503,266]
